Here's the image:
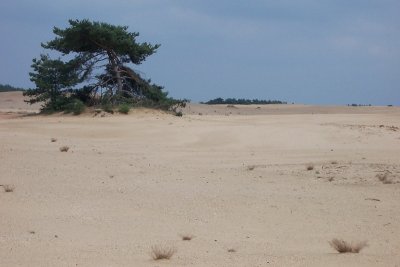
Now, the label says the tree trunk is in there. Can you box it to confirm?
[107,51,123,97]
[114,64,123,95]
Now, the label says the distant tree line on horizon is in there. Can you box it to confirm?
[0,83,25,92]
[202,97,287,105]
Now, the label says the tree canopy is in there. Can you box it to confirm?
[24,19,185,114]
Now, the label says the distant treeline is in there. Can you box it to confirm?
[0,83,25,92]
[347,104,372,107]
[203,97,287,105]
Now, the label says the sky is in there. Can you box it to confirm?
[0,0,399,105]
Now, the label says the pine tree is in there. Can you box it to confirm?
[25,19,185,113]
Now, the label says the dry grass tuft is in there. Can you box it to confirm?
[247,165,256,171]
[59,146,70,152]
[151,245,176,260]
[306,164,314,171]
[376,172,393,184]
[329,238,368,253]
[51,138,57,142]
[227,248,236,253]
[3,184,15,192]
[181,234,194,241]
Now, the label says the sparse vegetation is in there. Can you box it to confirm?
[151,245,176,260]
[329,238,368,253]
[118,103,131,114]
[306,164,314,171]
[59,146,70,152]
[3,184,15,192]
[181,234,194,241]
[376,172,393,184]
[247,165,256,171]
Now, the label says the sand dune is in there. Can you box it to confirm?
[1,92,399,266]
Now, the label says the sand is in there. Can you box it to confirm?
[1,92,399,266]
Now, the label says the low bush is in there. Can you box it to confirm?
[64,99,85,115]
[118,103,131,114]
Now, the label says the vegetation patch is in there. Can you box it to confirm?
[376,172,393,184]
[59,146,70,152]
[306,164,314,171]
[180,234,194,241]
[151,245,176,260]
[329,238,368,253]
[2,184,15,192]
[118,103,131,114]
[64,99,85,115]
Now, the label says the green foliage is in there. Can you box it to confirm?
[43,19,160,65]
[24,54,87,111]
[25,19,186,114]
[118,103,131,114]
[102,103,114,114]
[64,99,86,115]
[203,97,287,105]
[0,84,25,92]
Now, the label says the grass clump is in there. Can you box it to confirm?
[247,165,256,171]
[2,184,15,192]
[118,103,131,114]
[329,238,368,253]
[59,146,70,152]
[306,164,314,171]
[180,234,194,241]
[376,172,393,184]
[151,245,176,260]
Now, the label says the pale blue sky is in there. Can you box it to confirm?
[0,0,399,105]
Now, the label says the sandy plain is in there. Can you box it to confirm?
[1,92,399,266]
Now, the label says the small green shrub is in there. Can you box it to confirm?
[102,103,114,114]
[64,99,85,115]
[118,103,131,114]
